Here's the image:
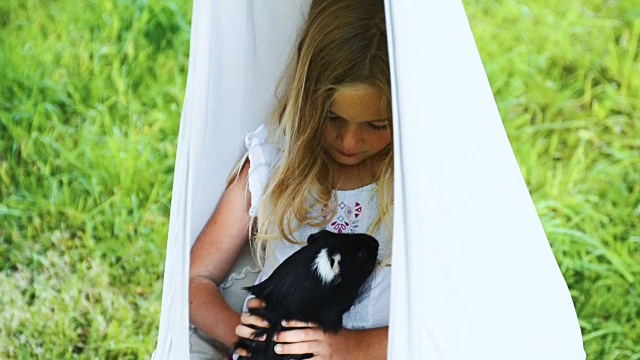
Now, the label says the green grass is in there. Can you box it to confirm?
[0,0,638,358]
[0,0,190,358]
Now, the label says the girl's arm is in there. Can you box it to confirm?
[189,160,254,348]
[268,322,388,360]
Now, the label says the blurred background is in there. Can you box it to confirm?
[0,0,638,358]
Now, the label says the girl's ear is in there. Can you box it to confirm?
[307,229,333,245]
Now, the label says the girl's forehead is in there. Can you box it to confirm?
[329,85,389,122]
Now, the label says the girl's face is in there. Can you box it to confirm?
[322,84,391,167]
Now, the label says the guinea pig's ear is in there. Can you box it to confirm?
[307,230,332,245]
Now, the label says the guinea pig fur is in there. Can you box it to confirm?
[235,230,379,360]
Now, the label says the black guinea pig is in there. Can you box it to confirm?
[235,230,379,360]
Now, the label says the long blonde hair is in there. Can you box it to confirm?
[254,0,392,264]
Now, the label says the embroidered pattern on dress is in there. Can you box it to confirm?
[218,265,261,290]
[330,201,362,233]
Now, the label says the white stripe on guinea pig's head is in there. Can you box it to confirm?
[313,248,341,284]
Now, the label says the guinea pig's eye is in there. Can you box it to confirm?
[356,250,366,261]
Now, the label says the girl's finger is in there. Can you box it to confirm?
[235,323,267,341]
[240,312,270,328]
[234,347,251,357]
[246,297,266,310]
[273,327,321,343]
[281,319,318,328]
[273,340,317,356]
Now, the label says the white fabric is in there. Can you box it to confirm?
[385,0,585,359]
[244,124,392,330]
[154,0,586,359]
[154,1,308,358]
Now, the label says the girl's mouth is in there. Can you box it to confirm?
[338,150,359,157]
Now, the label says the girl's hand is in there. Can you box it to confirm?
[234,298,269,357]
[272,320,356,360]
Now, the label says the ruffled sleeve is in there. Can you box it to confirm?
[244,124,280,217]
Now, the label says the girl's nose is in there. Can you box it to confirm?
[339,126,362,152]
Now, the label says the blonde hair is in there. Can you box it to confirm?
[254,0,392,264]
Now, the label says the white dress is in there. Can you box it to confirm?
[245,124,392,329]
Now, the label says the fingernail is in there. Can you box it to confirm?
[272,333,278,341]
[274,344,282,353]
[281,320,287,326]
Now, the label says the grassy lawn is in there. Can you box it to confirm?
[0,0,638,358]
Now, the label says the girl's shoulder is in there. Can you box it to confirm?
[245,123,280,156]
[244,124,281,217]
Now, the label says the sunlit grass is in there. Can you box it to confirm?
[1,0,190,358]
[0,0,638,358]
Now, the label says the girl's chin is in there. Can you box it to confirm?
[331,155,367,167]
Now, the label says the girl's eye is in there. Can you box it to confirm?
[327,115,342,123]
[368,122,388,131]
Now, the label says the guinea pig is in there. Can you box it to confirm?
[235,230,379,360]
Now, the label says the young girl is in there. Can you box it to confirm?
[189,0,392,358]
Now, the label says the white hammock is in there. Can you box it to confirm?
[154,1,586,359]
